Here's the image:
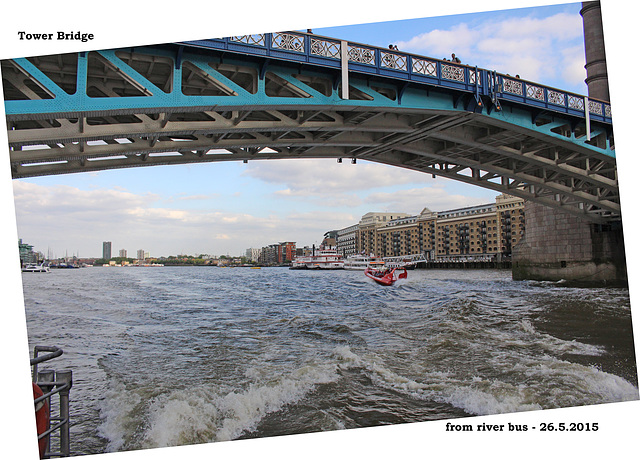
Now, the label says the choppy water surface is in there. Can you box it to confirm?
[21,267,638,455]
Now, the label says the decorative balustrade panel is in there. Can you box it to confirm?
[230,35,266,46]
[272,33,305,52]
[526,84,545,101]
[547,90,566,106]
[310,38,341,59]
[503,78,524,96]
[568,95,585,110]
[348,45,375,65]
[380,52,407,71]
[412,58,438,77]
[469,70,480,85]
[442,64,465,82]
[589,100,603,115]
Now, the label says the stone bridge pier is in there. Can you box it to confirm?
[512,202,627,286]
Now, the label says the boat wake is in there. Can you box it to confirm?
[98,361,340,451]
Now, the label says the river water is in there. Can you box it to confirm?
[21,266,638,456]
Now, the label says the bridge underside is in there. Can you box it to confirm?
[2,42,619,223]
[5,103,619,223]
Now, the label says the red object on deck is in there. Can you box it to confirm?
[33,382,49,458]
[364,267,407,286]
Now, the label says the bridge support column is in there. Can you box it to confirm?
[512,202,627,286]
[581,1,609,102]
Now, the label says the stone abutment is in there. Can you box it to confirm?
[512,202,627,286]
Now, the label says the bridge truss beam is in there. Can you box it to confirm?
[2,35,619,223]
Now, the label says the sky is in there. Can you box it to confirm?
[2,1,594,259]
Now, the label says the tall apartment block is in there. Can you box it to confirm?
[102,241,112,260]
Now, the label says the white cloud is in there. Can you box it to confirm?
[396,11,586,92]
[561,44,588,88]
[397,24,476,58]
[12,181,159,222]
[126,207,189,221]
[489,13,582,41]
[11,180,360,257]
[243,159,430,196]
[364,186,493,214]
[175,194,219,201]
[13,166,493,258]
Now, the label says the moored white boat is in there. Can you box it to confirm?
[344,254,386,271]
[22,263,50,273]
[290,248,344,269]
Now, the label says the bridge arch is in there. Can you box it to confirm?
[2,32,618,222]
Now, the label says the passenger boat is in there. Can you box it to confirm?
[51,262,79,269]
[343,254,386,271]
[22,263,50,273]
[364,266,407,286]
[290,248,344,269]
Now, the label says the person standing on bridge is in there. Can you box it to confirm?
[451,53,461,63]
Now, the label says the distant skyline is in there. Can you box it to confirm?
[5,2,592,258]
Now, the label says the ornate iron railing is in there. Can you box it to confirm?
[195,31,612,123]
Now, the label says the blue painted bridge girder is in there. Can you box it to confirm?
[1,31,618,222]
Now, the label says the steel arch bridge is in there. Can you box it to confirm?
[2,31,617,222]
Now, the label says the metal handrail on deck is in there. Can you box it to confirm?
[384,253,428,268]
[30,346,72,458]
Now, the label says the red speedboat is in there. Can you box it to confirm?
[364,266,408,286]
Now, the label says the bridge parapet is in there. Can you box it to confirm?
[185,32,612,124]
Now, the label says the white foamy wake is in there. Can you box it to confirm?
[518,319,606,356]
[214,364,337,442]
[98,362,340,451]
[332,345,638,416]
[97,379,143,452]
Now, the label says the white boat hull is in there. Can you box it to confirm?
[343,255,385,271]
[291,248,344,270]
[22,264,50,273]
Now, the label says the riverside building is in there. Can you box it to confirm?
[245,247,261,263]
[496,194,525,258]
[259,242,297,265]
[18,238,38,265]
[376,208,438,259]
[356,212,411,255]
[435,203,498,261]
[336,194,525,263]
[336,224,358,257]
